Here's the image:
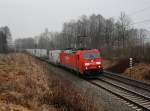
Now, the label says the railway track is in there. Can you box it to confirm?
[104,71,150,92]
[38,57,150,111]
[87,73,150,111]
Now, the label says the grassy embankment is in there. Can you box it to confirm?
[0,53,97,111]
[103,58,150,83]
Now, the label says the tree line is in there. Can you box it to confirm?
[0,26,11,53]
[15,12,150,62]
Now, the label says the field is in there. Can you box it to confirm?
[0,53,149,111]
[0,53,97,111]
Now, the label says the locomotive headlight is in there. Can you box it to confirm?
[96,62,101,65]
[85,63,90,66]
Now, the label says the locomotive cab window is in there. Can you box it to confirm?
[84,52,100,59]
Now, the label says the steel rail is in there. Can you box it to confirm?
[104,71,150,92]
[89,79,150,111]
[37,57,150,110]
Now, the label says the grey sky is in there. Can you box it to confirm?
[0,0,150,39]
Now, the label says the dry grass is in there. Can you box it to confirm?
[103,58,150,83]
[124,63,150,83]
[0,53,97,111]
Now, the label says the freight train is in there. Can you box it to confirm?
[26,48,103,77]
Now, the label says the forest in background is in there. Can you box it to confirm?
[14,12,150,62]
[0,26,12,53]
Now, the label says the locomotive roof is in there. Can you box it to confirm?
[63,49,100,54]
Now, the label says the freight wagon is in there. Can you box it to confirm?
[26,48,103,77]
[49,50,61,65]
[26,49,47,58]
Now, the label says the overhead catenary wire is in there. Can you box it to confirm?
[127,6,150,27]
[130,19,150,25]
[123,19,150,27]
[129,6,150,17]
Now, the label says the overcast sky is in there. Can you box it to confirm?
[0,0,150,39]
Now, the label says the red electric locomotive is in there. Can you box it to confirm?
[60,49,103,77]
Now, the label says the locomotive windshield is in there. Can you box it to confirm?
[84,52,100,59]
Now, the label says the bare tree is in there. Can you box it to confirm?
[15,13,150,62]
[0,26,11,53]
[15,38,35,51]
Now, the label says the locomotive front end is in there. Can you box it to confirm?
[82,50,103,77]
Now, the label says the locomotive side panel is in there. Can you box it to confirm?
[60,51,78,71]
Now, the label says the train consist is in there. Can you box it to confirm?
[26,49,103,77]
